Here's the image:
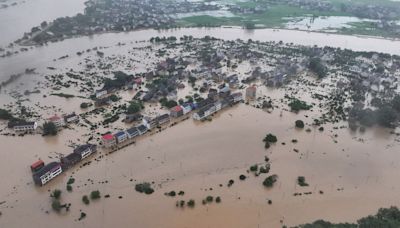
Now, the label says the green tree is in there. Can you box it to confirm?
[127,101,143,114]
[51,189,62,199]
[43,122,57,136]
[295,120,305,128]
[90,190,101,200]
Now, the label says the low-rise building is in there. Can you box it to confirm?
[13,122,37,132]
[127,127,139,139]
[32,162,63,186]
[114,131,128,143]
[246,85,257,100]
[60,153,81,170]
[170,105,183,118]
[73,144,97,159]
[137,124,148,135]
[64,113,79,124]
[48,115,65,127]
[157,114,170,125]
[102,134,116,148]
[95,89,108,98]
[30,160,44,172]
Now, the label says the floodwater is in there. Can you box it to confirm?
[0,104,399,228]
[2,3,400,228]
[285,16,377,31]
[3,26,400,83]
[0,0,86,46]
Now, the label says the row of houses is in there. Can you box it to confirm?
[102,113,172,148]
[10,112,79,133]
[192,92,243,121]
[31,144,97,186]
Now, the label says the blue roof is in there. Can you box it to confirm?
[114,131,127,137]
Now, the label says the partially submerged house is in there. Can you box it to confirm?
[114,131,128,144]
[64,113,79,124]
[13,122,38,132]
[48,115,65,128]
[102,134,116,148]
[32,162,63,186]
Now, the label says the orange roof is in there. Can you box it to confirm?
[31,160,44,169]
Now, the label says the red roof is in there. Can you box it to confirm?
[171,105,183,112]
[102,134,114,140]
[31,160,44,169]
[48,115,62,121]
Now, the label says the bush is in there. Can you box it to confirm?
[239,175,247,180]
[127,101,143,114]
[263,134,277,143]
[0,109,13,120]
[250,164,258,172]
[297,176,309,187]
[263,175,278,188]
[43,122,57,136]
[166,191,176,197]
[52,200,62,212]
[215,196,221,203]
[82,195,90,205]
[295,120,305,129]
[227,179,234,187]
[135,182,154,195]
[288,98,312,112]
[67,177,75,185]
[80,102,90,109]
[51,189,62,199]
[178,191,185,196]
[206,196,213,203]
[187,199,195,208]
[66,185,72,192]
[90,190,101,200]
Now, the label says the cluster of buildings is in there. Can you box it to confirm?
[31,144,97,186]
[10,112,79,133]
[192,92,243,121]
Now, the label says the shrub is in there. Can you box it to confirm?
[51,189,62,199]
[135,182,154,194]
[297,176,309,187]
[263,175,278,188]
[80,102,90,109]
[263,134,277,143]
[227,179,234,187]
[250,164,258,172]
[43,122,57,136]
[51,200,62,212]
[67,177,75,185]
[295,120,305,129]
[178,191,185,196]
[90,190,101,200]
[239,175,247,180]
[66,185,72,192]
[167,191,176,197]
[288,98,312,112]
[206,196,213,203]
[180,200,185,207]
[259,165,270,174]
[79,212,86,221]
[82,195,90,205]
[215,196,221,203]
[187,199,195,208]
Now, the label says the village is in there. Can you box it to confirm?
[1,34,400,187]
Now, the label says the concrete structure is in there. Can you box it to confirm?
[246,85,257,100]
[13,122,37,132]
[102,134,116,148]
[114,131,128,144]
[48,115,65,127]
[32,162,63,186]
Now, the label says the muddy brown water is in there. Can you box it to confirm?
[0,103,399,227]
